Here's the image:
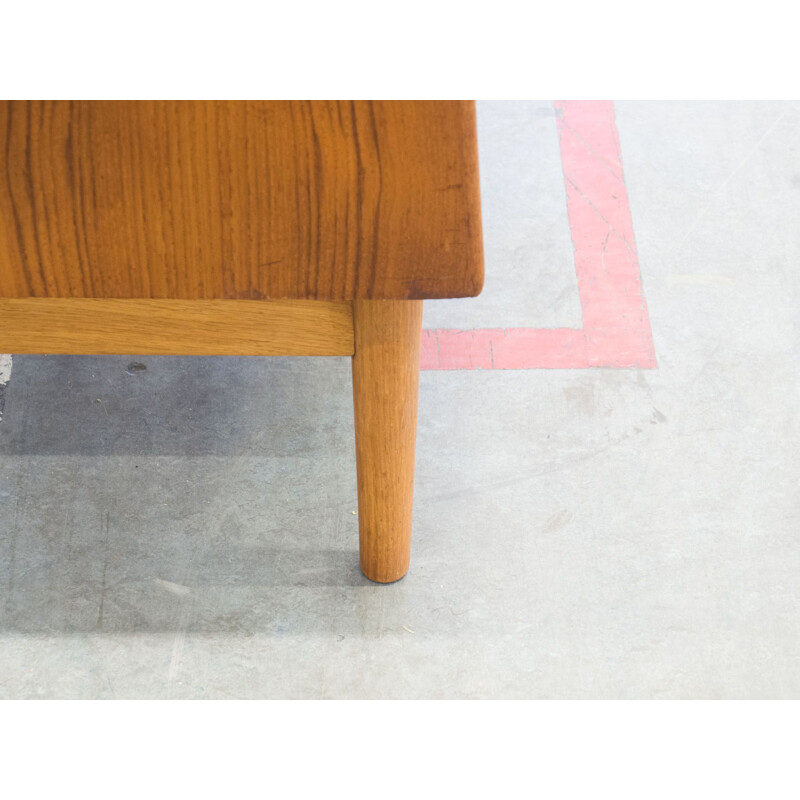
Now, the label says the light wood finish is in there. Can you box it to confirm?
[0,101,483,301]
[352,300,423,583]
[0,298,354,355]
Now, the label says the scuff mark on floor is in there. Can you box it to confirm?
[0,354,12,422]
[154,577,192,596]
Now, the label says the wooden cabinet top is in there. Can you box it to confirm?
[0,101,484,300]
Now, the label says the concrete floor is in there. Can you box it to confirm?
[1,101,798,698]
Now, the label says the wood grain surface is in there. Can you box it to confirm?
[352,300,422,582]
[0,101,483,301]
[0,298,353,354]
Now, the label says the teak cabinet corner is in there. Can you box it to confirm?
[0,100,484,582]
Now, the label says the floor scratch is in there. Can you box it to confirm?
[97,511,110,630]
[675,102,796,248]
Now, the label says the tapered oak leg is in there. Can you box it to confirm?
[352,300,423,583]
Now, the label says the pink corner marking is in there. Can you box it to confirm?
[421,100,656,370]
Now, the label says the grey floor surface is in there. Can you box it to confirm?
[1,101,798,699]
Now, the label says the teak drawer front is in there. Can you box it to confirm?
[0,100,483,301]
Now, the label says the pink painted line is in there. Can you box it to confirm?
[421,100,656,370]
[420,328,588,370]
